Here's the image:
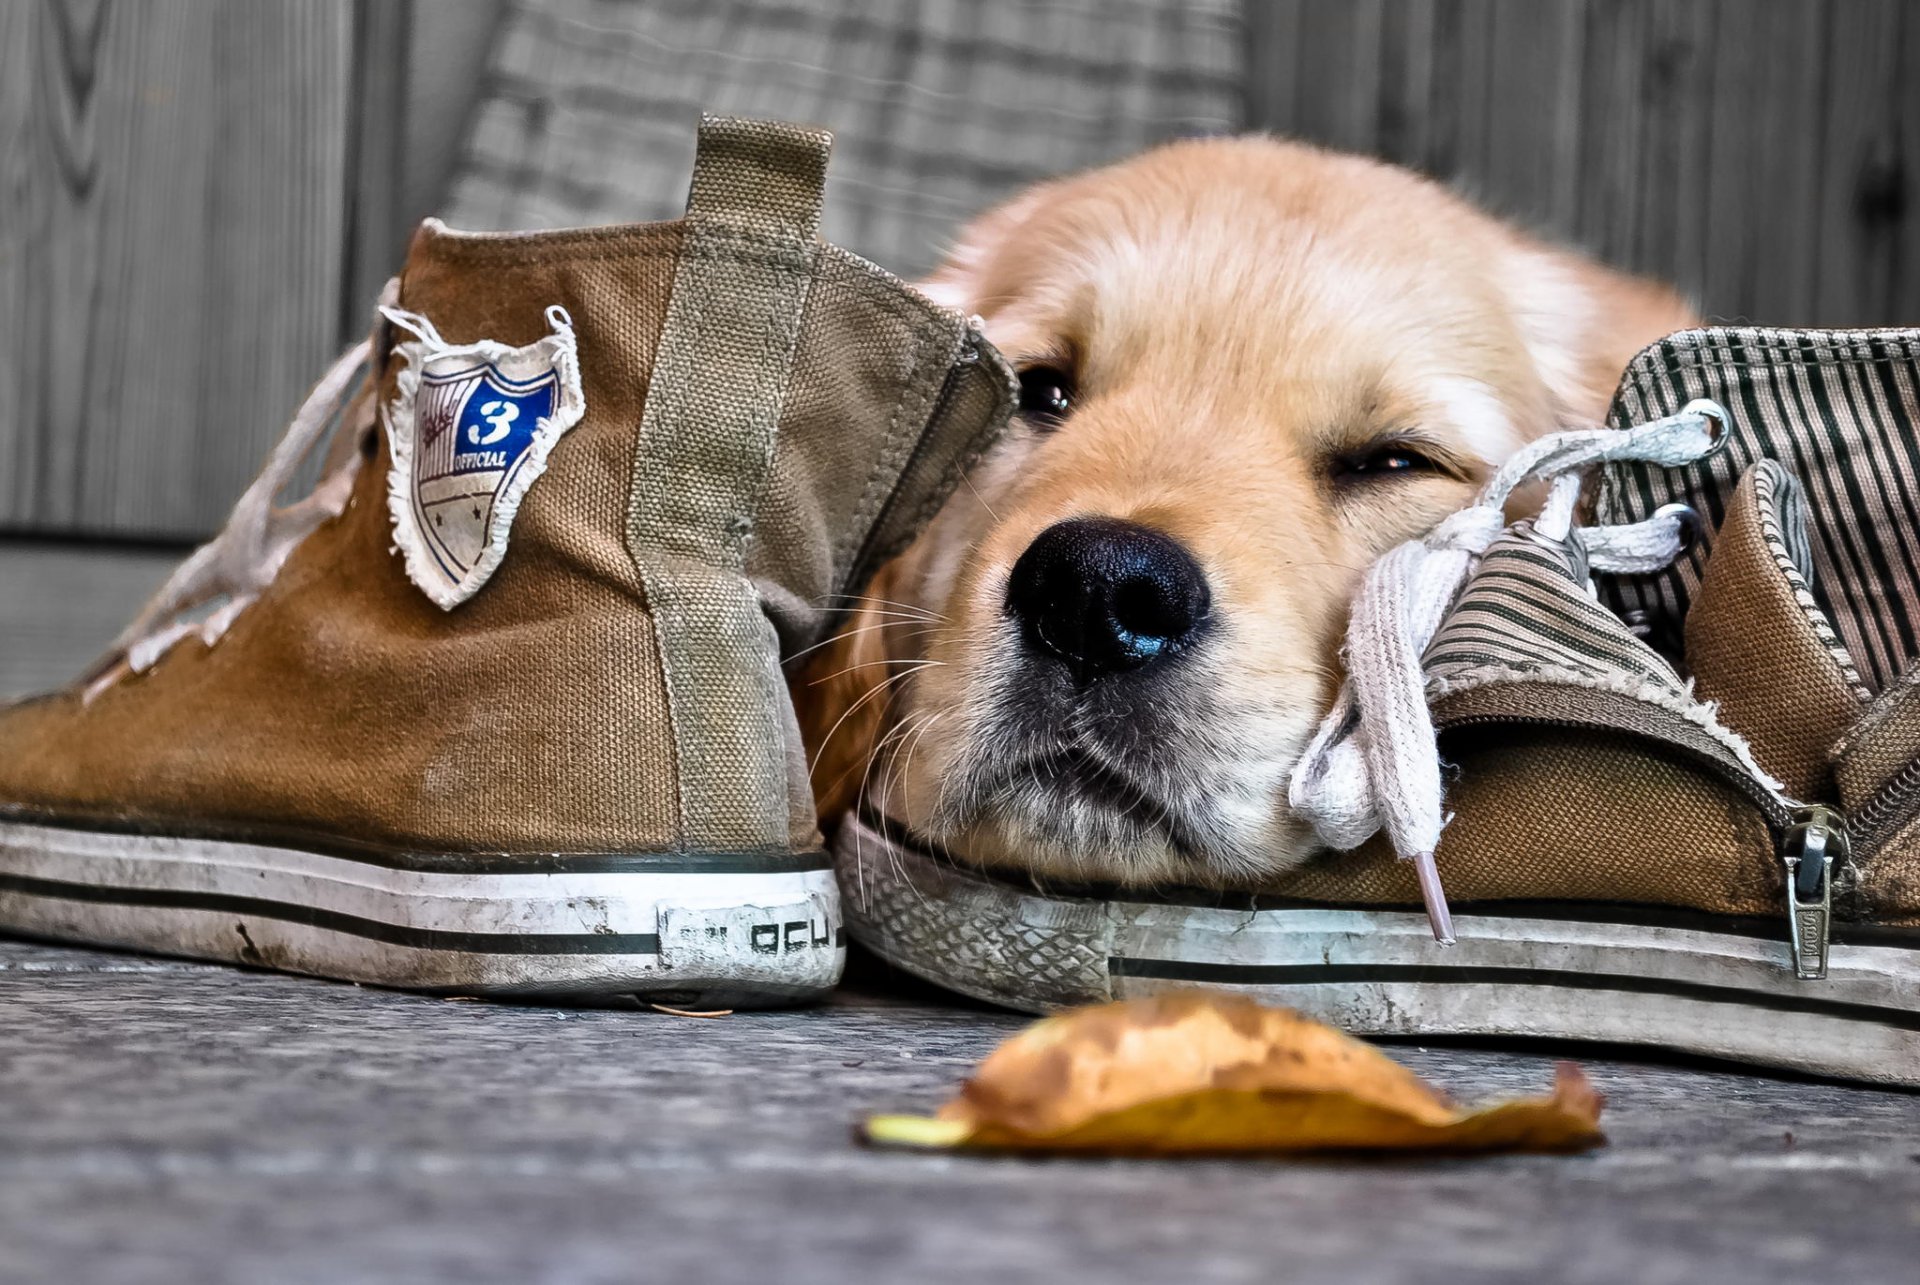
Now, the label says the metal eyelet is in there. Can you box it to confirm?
[1682,398,1731,448]
[1652,501,1701,550]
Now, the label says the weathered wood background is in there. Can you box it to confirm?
[0,0,1915,693]
[0,0,493,545]
[1249,0,1920,331]
[0,0,501,694]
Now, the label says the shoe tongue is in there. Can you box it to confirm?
[1683,461,1867,798]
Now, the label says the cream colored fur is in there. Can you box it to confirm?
[799,135,1697,888]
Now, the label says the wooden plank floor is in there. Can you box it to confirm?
[2,938,1917,1283]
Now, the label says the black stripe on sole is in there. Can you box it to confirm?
[0,812,830,876]
[0,872,663,957]
[1111,958,1920,1032]
[857,803,1920,947]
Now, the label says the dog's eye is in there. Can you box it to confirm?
[1331,445,1441,484]
[1017,366,1075,427]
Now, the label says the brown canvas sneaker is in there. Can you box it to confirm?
[836,327,1920,1084]
[0,116,1012,1006]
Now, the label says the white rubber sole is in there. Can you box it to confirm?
[0,819,843,1007]
[836,813,1920,1086]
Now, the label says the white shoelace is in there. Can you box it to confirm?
[1287,400,1729,943]
[84,318,387,700]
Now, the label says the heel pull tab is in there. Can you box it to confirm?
[687,114,831,240]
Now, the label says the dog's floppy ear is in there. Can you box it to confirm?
[1501,241,1700,426]
[791,559,914,825]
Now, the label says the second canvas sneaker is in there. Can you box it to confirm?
[839,327,1920,1084]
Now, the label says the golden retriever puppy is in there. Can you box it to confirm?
[800,135,1696,889]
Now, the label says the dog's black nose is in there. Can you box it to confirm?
[1005,517,1211,678]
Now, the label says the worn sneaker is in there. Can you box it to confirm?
[839,326,1920,1083]
[0,116,1011,1006]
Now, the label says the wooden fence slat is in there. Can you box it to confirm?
[1373,0,1438,168]
[1569,0,1650,269]
[1245,0,1913,326]
[1429,0,1498,199]
[1242,0,1302,142]
[1898,2,1920,328]
[1814,0,1914,325]
[1292,0,1386,157]
[1477,0,1587,231]
[1628,0,1718,302]
[1702,0,1828,324]
[0,1,43,528]
[0,0,355,540]
[344,0,413,338]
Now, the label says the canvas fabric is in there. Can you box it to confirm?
[1831,668,1920,925]
[1682,461,1867,800]
[1263,717,1780,917]
[1856,811,1920,926]
[0,115,1013,864]
[1423,527,1688,696]
[1834,667,1920,811]
[444,0,1243,278]
[1258,327,1920,934]
[1263,518,1786,918]
[1596,328,1920,694]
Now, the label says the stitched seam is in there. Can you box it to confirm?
[424,221,793,261]
[1835,665,1920,762]
[625,205,815,853]
[1427,664,1784,794]
[1750,463,1872,700]
[832,322,940,588]
[733,257,813,566]
[866,362,1017,572]
[1619,331,1920,386]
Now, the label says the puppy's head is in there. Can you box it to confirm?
[803,136,1695,888]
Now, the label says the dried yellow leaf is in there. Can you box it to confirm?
[865,992,1604,1156]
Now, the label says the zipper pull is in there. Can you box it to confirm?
[1780,806,1847,980]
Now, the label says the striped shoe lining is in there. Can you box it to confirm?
[1425,527,1687,696]
[1597,328,1920,694]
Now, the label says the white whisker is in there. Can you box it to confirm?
[815,593,945,623]
[807,661,939,789]
[806,655,945,687]
[782,619,938,667]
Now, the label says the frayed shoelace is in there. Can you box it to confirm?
[83,291,395,699]
[1286,399,1730,944]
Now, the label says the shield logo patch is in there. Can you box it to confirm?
[381,305,585,608]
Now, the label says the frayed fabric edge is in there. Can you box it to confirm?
[380,305,586,611]
[1425,662,1789,797]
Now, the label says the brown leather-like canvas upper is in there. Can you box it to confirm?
[0,119,1014,862]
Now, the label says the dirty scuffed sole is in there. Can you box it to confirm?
[0,818,843,1008]
[835,812,1920,1085]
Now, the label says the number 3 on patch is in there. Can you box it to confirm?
[470,400,519,446]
